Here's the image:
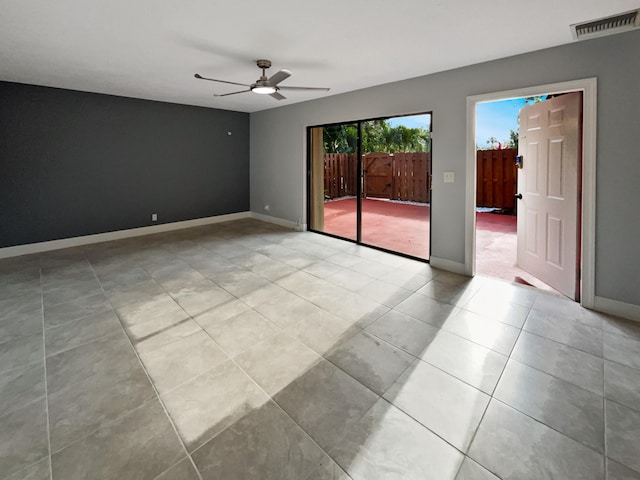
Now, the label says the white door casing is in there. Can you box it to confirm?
[466,78,597,308]
[516,92,582,299]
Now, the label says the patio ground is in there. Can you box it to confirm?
[322,197,558,294]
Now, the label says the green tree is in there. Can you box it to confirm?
[323,119,431,154]
[362,120,387,153]
[382,124,431,152]
[323,124,357,153]
[524,95,545,104]
[506,129,518,150]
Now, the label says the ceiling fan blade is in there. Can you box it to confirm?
[267,69,292,86]
[214,89,252,97]
[194,73,250,87]
[270,91,287,101]
[278,86,331,92]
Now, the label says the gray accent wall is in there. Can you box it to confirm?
[0,82,249,248]
[250,30,640,306]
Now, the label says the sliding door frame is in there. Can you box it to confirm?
[307,111,433,262]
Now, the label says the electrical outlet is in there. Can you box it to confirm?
[151,213,158,222]
[443,172,455,183]
[264,204,270,212]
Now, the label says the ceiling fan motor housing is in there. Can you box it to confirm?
[194,58,329,100]
[256,59,272,69]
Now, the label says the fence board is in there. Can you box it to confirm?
[343,154,357,196]
[324,153,357,198]
[391,152,430,203]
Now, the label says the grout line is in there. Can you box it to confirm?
[42,313,121,359]
[604,397,609,476]
[489,308,534,400]
[367,298,609,408]
[267,375,378,480]
[18,220,628,479]
[38,266,54,480]
[47,396,156,456]
[465,306,608,461]
[490,396,607,457]
[186,293,330,461]
[174,244,383,477]
[119,231,293,407]
[103,228,454,468]
[396,310,516,358]
[519,325,604,358]
[88,260,205,480]
[504,354,604,396]
[462,310,528,460]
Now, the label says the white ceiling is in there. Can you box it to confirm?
[0,0,637,113]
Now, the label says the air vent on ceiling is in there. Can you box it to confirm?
[571,9,640,40]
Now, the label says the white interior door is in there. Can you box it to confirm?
[517,92,582,299]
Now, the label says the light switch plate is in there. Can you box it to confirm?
[444,171,455,183]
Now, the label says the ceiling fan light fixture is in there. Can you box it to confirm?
[252,85,276,94]
[194,59,329,101]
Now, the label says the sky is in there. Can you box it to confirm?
[383,104,532,148]
[388,114,431,129]
[476,98,532,147]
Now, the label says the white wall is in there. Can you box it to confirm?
[250,30,640,307]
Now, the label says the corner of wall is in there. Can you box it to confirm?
[429,256,468,276]
[594,296,640,322]
[250,212,304,231]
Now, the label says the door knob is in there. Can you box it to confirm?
[515,193,523,200]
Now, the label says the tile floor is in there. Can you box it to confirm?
[1,218,639,480]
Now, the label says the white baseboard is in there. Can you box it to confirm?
[594,296,640,322]
[0,211,252,259]
[250,212,305,231]
[429,256,468,276]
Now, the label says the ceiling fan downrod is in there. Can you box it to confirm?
[256,59,271,80]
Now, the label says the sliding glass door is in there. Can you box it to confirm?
[361,115,431,259]
[308,113,431,260]
[309,123,359,241]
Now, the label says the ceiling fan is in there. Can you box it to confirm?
[194,59,330,101]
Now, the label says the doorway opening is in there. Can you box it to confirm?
[466,78,597,306]
[475,96,561,294]
[308,113,432,260]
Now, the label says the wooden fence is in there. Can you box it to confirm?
[324,153,358,198]
[476,148,518,210]
[392,152,430,203]
[324,152,431,203]
[324,149,515,209]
